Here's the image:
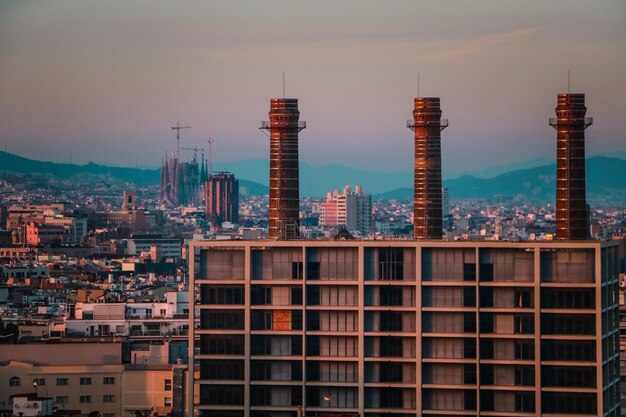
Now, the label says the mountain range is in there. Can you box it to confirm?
[1,151,625,204]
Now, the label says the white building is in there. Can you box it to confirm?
[66,292,189,337]
[126,234,182,259]
[319,185,372,234]
[11,393,53,417]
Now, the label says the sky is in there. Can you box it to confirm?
[0,0,625,174]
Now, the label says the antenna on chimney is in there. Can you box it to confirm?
[418,72,420,97]
[568,69,571,93]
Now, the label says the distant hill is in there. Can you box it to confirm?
[215,158,409,196]
[375,156,626,205]
[0,151,160,186]
[0,151,268,195]
[1,151,625,203]
[239,179,268,196]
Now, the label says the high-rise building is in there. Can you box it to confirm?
[260,98,305,240]
[407,97,447,240]
[550,93,592,240]
[319,185,371,235]
[206,172,239,227]
[189,240,620,417]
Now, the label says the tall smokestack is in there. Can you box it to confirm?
[550,93,592,240]
[260,98,306,239]
[407,97,448,239]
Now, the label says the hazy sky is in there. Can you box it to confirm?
[1,0,625,173]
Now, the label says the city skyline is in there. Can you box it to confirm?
[1,0,625,173]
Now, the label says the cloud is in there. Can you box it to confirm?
[423,27,540,62]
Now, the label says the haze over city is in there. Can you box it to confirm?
[1,0,625,173]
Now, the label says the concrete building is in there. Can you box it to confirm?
[319,185,372,235]
[206,172,239,227]
[126,234,182,259]
[66,292,189,338]
[0,343,196,417]
[189,239,620,417]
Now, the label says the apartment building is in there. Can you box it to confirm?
[66,292,189,337]
[1,343,195,417]
[319,185,372,235]
[189,240,620,417]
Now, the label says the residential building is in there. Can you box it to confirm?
[189,239,620,417]
[319,185,371,235]
[206,172,239,227]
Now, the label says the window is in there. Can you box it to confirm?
[56,396,69,404]
[164,397,172,407]
[9,377,20,387]
[103,414,115,417]
[33,378,45,386]
[164,379,172,391]
[56,378,69,386]
[80,377,92,385]
[79,396,92,403]
[160,309,166,316]
[103,377,115,385]
[103,395,116,403]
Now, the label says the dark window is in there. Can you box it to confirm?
[200,360,244,380]
[380,311,403,332]
[200,286,244,305]
[200,310,244,330]
[379,362,404,382]
[200,334,244,355]
[479,263,493,281]
[463,287,476,307]
[541,314,595,335]
[464,263,477,281]
[541,340,595,361]
[251,287,272,305]
[541,288,595,309]
[378,248,403,280]
[379,337,403,357]
[251,386,301,406]
[306,286,320,305]
[200,385,244,406]
[379,287,403,306]
[307,261,320,280]
[542,392,597,414]
[292,262,303,279]
[542,366,596,388]
[291,287,303,305]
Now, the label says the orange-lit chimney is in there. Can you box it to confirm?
[260,98,306,239]
[550,93,592,240]
[407,97,448,239]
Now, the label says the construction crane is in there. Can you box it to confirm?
[207,138,215,176]
[171,122,191,159]
[181,147,201,163]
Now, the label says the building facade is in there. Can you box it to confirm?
[206,172,240,227]
[189,240,620,417]
[319,185,371,235]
